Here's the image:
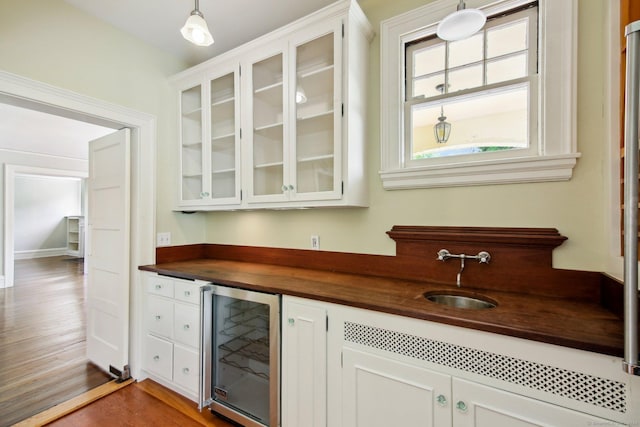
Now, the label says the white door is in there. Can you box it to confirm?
[342,347,452,427]
[86,128,131,379]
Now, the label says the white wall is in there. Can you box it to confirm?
[14,174,81,256]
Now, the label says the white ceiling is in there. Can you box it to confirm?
[63,0,338,66]
[0,103,115,160]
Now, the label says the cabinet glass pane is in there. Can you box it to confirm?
[211,73,236,199]
[181,85,203,200]
[253,54,284,196]
[295,33,335,194]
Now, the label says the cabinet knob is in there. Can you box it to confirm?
[155,315,161,321]
[282,185,288,192]
[153,355,160,362]
[183,367,190,374]
[456,401,468,412]
[155,284,162,290]
[184,324,190,330]
[288,318,295,326]
[288,184,294,191]
[184,290,191,297]
[436,394,447,406]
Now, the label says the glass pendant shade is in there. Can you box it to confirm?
[437,2,486,41]
[181,10,214,46]
[434,114,452,144]
[296,82,307,104]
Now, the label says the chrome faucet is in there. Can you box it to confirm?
[436,249,491,287]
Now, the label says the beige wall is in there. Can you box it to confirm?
[0,0,205,254]
[202,0,613,273]
[0,0,614,274]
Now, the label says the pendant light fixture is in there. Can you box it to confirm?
[181,0,214,47]
[433,84,451,144]
[436,0,486,41]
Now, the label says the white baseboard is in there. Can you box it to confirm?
[14,247,68,260]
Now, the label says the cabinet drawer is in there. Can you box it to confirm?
[147,295,174,338]
[147,275,174,298]
[174,280,199,304]
[144,334,173,381]
[174,302,199,347]
[173,344,199,394]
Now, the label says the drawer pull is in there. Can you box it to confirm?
[155,284,162,290]
[436,394,447,406]
[153,355,160,362]
[456,401,468,412]
[184,291,191,297]
[155,315,161,321]
[183,367,190,374]
[184,324,190,330]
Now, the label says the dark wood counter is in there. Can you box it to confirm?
[140,227,635,358]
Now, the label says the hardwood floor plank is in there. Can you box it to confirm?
[0,257,111,427]
[46,380,237,427]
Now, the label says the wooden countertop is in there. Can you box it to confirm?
[140,257,625,357]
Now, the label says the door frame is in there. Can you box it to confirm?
[0,70,156,379]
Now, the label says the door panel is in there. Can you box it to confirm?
[86,128,131,377]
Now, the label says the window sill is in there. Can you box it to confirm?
[379,153,581,190]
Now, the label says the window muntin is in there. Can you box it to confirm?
[404,5,537,163]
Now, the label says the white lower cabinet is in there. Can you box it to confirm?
[142,272,203,401]
[342,347,451,427]
[281,296,631,427]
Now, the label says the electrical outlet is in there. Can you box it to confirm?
[311,235,320,250]
[157,232,171,247]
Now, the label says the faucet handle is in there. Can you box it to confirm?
[437,249,450,261]
[477,251,491,264]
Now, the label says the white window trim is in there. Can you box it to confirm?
[379,0,579,190]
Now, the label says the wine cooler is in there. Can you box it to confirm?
[199,284,280,426]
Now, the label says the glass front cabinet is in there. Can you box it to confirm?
[177,64,242,208]
[171,0,373,210]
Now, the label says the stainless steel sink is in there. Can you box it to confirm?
[424,291,497,310]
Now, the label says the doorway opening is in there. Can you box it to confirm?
[0,70,156,424]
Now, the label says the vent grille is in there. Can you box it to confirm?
[344,321,626,413]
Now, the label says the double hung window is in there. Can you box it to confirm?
[380,0,579,189]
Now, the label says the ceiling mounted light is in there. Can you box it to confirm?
[181,0,214,47]
[434,84,451,144]
[436,0,486,41]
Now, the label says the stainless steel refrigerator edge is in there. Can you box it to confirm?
[200,284,281,426]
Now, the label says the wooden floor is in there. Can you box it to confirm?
[46,379,236,427]
[0,256,112,427]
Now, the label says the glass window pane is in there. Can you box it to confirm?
[486,53,527,84]
[413,43,445,77]
[448,33,483,68]
[449,64,483,93]
[413,73,445,98]
[487,20,528,58]
[410,85,529,159]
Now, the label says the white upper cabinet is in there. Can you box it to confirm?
[176,64,241,208]
[170,0,373,210]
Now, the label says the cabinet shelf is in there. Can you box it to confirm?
[212,168,236,175]
[298,154,334,163]
[299,64,334,80]
[212,96,235,107]
[254,161,284,169]
[297,110,334,122]
[255,81,283,95]
[255,122,284,132]
[182,107,202,119]
[183,173,203,179]
[183,141,203,148]
[211,132,235,142]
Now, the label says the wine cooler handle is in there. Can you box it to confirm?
[198,284,215,411]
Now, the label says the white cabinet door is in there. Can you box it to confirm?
[243,42,290,204]
[342,348,452,427]
[178,81,207,205]
[244,22,343,206]
[282,298,327,427]
[452,378,621,427]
